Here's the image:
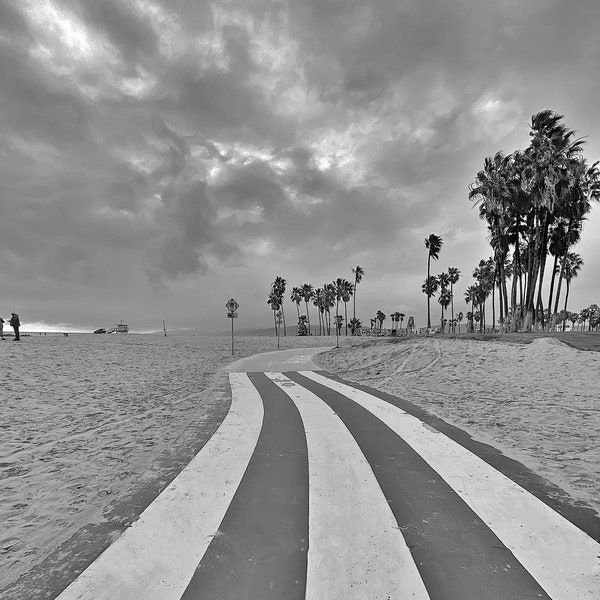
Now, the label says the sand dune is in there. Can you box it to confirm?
[316,336,600,517]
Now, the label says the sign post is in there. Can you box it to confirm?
[276,310,283,350]
[226,298,239,355]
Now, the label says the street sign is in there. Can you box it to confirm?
[226,298,239,312]
[226,298,239,356]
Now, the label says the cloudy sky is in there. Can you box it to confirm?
[2,0,600,333]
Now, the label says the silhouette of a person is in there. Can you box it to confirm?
[9,312,20,341]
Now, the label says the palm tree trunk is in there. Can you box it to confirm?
[492,274,496,330]
[272,309,278,337]
[426,254,432,328]
[305,301,311,335]
[450,283,455,332]
[562,281,571,332]
[281,304,287,336]
[553,252,568,315]
[547,254,559,329]
[352,278,357,334]
[344,302,348,335]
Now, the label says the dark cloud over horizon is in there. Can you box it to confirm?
[1,0,600,331]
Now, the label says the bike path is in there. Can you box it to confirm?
[53,354,600,599]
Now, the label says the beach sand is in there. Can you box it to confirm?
[315,334,600,518]
[2,331,599,598]
[0,333,335,598]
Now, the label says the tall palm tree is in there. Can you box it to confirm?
[561,252,583,330]
[464,285,478,332]
[376,310,386,333]
[438,289,452,332]
[351,265,365,335]
[300,283,314,335]
[272,276,287,336]
[267,291,281,336]
[391,311,401,332]
[290,286,303,320]
[332,278,346,345]
[349,317,361,333]
[338,279,354,335]
[422,275,439,328]
[424,234,443,327]
[447,267,461,332]
[313,287,323,335]
[323,283,336,335]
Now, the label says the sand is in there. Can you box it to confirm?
[2,331,599,598]
[0,333,335,597]
[315,335,600,517]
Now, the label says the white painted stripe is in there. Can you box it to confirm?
[302,371,600,600]
[56,373,264,600]
[265,372,430,600]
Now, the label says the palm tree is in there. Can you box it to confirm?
[297,315,309,336]
[561,252,583,330]
[569,312,578,331]
[464,285,478,332]
[332,278,346,346]
[349,317,362,333]
[339,279,354,335]
[422,275,439,328]
[267,291,281,336]
[272,276,287,336]
[351,265,365,335]
[376,310,386,333]
[425,234,443,327]
[313,287,323,335]
[300,283,314,335]
[438,289,452,332]
[466,311,474,333]
[399,313,405,330]
[323,283,336,335]
[391,311,401,333]
[290,286,303,320]
[447,267,461,331]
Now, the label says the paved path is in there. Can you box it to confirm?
[54,351,600,600]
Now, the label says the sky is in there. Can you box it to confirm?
[1,0,600,333]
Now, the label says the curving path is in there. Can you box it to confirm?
[53,349,600,600]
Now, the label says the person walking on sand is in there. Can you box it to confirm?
[0,317,5,340]
[10,312,20,341]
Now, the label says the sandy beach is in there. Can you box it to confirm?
[0,333,335,598]
[316,334,600,517]
[1,331,599,598]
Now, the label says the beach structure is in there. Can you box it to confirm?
[106,321,129,334]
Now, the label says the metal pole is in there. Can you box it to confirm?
[231,316,234,355]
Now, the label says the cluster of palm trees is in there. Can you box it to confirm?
[469,109,600,332]
[567,304,600,331]
[421,234,462,332]
[269,266,366,336]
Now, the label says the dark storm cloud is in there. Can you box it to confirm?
[1,0,600,329]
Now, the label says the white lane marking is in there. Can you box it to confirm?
[56,373,264,600]
[264,372,430,600]
[302,371,600,600]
